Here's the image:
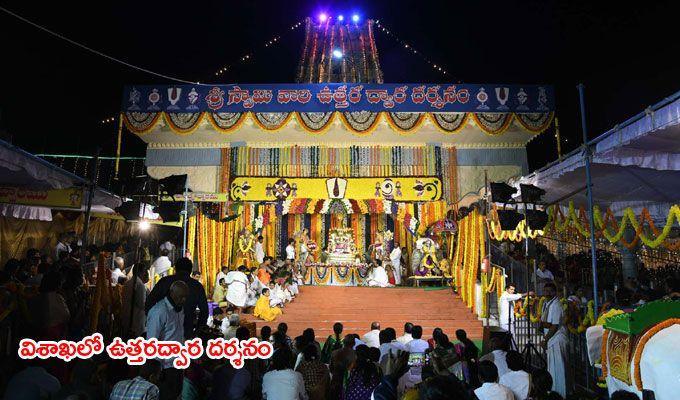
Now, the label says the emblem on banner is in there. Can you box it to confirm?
[128,87,141,111]
[495,87,509,111]
[205,87,226,110]
[326,178,348,199]
[375,178,401,200]
[167,87,182,110]
[537,87,549,111]
[475,87,490,110]
[186,88,200,110]
[516,88,529,111]
[147,89,161,111]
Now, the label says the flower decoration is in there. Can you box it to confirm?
[273,178,292,200]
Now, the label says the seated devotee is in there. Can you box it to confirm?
[216,265,229,288]
[479,336,510,377]
[212,278,228,307]
[225,265,249,312]
[321,322,344,364]
[296,344,330,400]
[474,361,514,400]
[3,359,61,400]
[210,351,253,400]
[378,327,406,366]
[397,322,414,345]
[110,359,162,400]
[367,259,390,287]
[260,325,272,342]
[262,347,307,400]
[362,321,381,348]
[344,345,381,399]
[268,282,285,307]
[455,329,480,387]
[274,281,293,303]
[257,257,273,285]
[529,369,563,400]
[254,288,283,322]
[428,327,444,350]
[499,350,531,400]
[221,313,240,339]
[405,325,429,354]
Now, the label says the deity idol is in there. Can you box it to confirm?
[237,229,256,267]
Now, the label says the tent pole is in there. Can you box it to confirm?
[577,84,599,314]
[181,178,189,257]
[80,148,100,271]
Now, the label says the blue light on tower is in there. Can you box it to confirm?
[337,15,344,21]
[332,49,343,59]
[352,14,360,22]
[318,13,328,22]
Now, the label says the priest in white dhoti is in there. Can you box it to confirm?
[368,260,390,287]
[254,236,265,265]
[390,244,402,285]
[540,282,569,398]
[499,283,531,336]
[225,266,249,311]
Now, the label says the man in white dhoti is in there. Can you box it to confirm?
[540,282,569,398]
[499,283,531,335]
[368,260,390,287]
[390,244,402,285]
[254,236,265,265]
[225,266,249,312]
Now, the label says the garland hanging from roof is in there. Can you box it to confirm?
[123,111,553,136]
[545,202,680,250]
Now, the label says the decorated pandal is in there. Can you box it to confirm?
[119,19,556,293]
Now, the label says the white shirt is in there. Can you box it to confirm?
[390,247,402,267]
[146,298,184,368]
[499,370,531,400]
[405,338,429,354]
[541,297,567,341]
[216,271,228,286]
[362,329,381,348]
[255,241,265,264]
[480,350,510,377]
[111,268,126,286]
[151,256,172,276]
[474,382,514,400]
[285,245,295,260]
[262,369,308,400]
[396,333,413,345]
[379,341,406,362]
[499,292,522,328]
[55,241,71,260]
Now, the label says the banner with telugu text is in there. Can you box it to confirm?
[122,83,554,113]
[0,186,83,209]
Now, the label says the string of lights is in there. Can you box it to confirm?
[213,20,304,78]
[373,19,452,79]
[0,5,202,85]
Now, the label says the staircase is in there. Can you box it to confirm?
[245,286,483,341]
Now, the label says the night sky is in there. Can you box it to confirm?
[1,0,678,172]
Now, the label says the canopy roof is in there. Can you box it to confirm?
[0,139,122,217]
[519,90,680,219]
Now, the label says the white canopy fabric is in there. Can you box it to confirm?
[0,139,122,217]
[518,90,680,220]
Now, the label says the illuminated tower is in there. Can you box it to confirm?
[295,16,383,83]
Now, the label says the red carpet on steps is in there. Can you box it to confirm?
[243,286,483,341]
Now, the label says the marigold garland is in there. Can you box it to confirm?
[632,318,680,391]
[545,202,680,250]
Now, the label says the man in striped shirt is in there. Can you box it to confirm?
[110,360,162,400]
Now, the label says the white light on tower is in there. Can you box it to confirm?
[332,49,343,59]
[139,220,151,231]
[352,14,360,22]
[338,15,344,21]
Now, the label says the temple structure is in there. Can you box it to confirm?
[120,17,555,290]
